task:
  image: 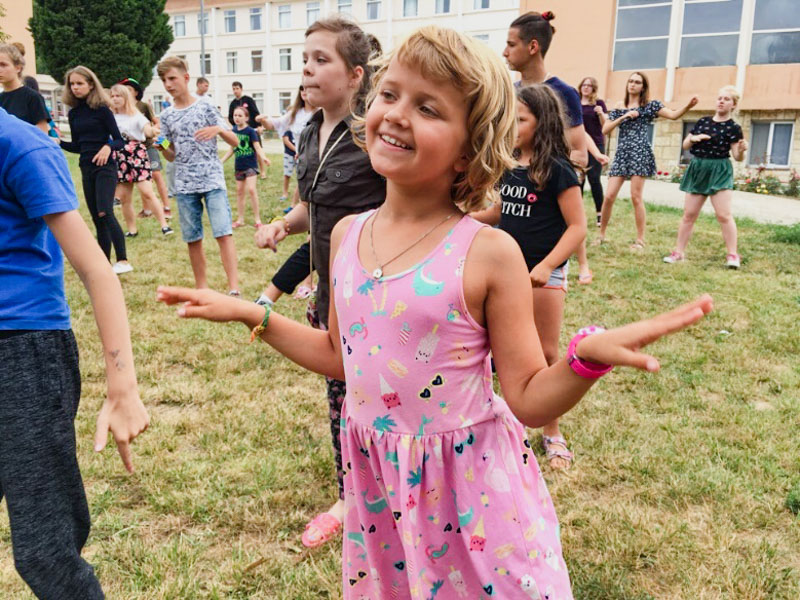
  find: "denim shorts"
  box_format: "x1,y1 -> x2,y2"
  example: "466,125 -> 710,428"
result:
283,153 -> 296,177
146,147 -> 162,171
175,188 -> 233,243
543,262 -> 569,292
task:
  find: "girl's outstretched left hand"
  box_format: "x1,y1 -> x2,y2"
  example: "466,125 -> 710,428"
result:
576,294 -> 713,372
157,286 -> 248,323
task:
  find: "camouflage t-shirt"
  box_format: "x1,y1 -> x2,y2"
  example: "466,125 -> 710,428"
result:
159,99 -> 228,194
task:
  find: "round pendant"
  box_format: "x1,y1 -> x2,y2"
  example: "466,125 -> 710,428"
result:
372,268 -> 383,279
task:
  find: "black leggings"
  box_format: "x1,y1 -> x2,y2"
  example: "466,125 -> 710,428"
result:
581,145 -> 605,214
80,161 -> 127,262
272,241 -> 313,294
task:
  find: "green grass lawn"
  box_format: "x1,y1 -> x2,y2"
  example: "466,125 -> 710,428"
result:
1,153 -> 798,598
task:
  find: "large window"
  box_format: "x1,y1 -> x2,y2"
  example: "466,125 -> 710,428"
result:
279,48 -> 292,71
197,12 -> 209,35
250,7 -> 263,30
278,5 -> 291,29
680,0 -> 742,67
307,2 -> 320,25
201,53 -> 211,75
338,0 -> 353,14
403,0 -> 418,17
750,0 -> 800,64
153,95 -> 164,116
749,121 -> 794,167
251,50 -> 263,73
279,91 -> 292,113
435,0 -> 451,13
613,1 -> 672,70
173,15 -> 186,37
367,0 -> 381,20
252,93 -> 264,113
224,10 -> 236,33
680,121 -> 698,165
474,0 -> 490,8
226,51 -> 237,74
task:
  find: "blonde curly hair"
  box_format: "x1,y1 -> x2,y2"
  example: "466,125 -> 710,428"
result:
354,26 -> 516,212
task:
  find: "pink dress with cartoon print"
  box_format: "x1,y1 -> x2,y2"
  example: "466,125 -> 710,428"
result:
333,211 -> 573,600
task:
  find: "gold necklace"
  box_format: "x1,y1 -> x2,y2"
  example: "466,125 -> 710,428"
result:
368,208 -> 455,280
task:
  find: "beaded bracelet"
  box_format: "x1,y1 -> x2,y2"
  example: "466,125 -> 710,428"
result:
249,304 -> 272,343
566,326 -> 613,379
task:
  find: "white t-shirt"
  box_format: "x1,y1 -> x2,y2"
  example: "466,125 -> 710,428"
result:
114,112 -> 149,142
269,107 -> 316,141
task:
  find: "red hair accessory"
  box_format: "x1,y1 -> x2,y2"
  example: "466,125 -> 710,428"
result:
542,11 -> 555,21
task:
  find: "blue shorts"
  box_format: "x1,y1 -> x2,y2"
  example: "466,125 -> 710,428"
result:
544,262 -> 569,292
175,188 -> 233,243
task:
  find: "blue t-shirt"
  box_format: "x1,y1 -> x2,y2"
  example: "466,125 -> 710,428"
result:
0,108 -> 78,330
233,125 -> 260,172
515,76 -> 583,128
283,130 -> 295,156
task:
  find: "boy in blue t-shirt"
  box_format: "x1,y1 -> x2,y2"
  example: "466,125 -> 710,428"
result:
0,107 -> 149,598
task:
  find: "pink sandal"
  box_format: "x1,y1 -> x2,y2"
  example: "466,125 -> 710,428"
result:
542,435 -> 573,470
294,285 -> 313,300
301,512 -> 342,548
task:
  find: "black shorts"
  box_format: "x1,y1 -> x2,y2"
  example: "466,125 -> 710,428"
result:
272,241 -> 312,294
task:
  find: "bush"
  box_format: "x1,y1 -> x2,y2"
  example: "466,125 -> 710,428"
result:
785,169 -> 800,198
772,224 -> 800,245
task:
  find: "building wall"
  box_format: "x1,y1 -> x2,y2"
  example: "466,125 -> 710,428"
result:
146,0 -> 521,118
521,0 -> 800,176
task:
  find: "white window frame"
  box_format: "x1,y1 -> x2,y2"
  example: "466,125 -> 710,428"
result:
279,48 -> 292,71
748,121 -> 795,168
749,3 -> 800,67
153,94 -> 164,116
678,0 -> 743,67
224,9 -> 237,33
338,0 -> 353,14
473,33 -> 490,43
611,1 -> 673,71
173,15 -> 186,37
278,4 -> 291,29
473,0 -> 490,9
226,51 -> 238,74
252,93 -> 264,113
278,91 -> 292,113
250,7 -> 263,30
366,0 -> 381,20
435,0 -> 451,14
251,50 -> 264,73
307,1 -> 321,25
403,0 -> 418,17
197,12 -> 209,35
201,53 -> 212,75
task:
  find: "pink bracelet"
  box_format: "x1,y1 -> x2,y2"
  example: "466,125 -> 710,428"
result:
567,326 -> 613,379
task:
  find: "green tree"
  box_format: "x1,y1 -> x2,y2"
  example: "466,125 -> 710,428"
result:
0,4 -> 8,43
29,0 -> 173,88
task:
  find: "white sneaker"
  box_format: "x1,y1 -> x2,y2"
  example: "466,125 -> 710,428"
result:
663,251 -> 685,264
112,262 -> 134,274
726,253 -> 741,269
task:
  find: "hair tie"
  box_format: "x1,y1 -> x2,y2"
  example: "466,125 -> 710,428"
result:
542,11 -> 555,21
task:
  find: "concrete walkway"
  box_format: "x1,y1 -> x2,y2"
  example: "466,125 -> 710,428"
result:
602,176 -> 800,225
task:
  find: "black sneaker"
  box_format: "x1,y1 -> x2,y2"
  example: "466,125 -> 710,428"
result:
125,231 -> 138,238
162,226 -> 174,236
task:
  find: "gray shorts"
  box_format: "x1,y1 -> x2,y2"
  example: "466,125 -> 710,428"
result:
283,153 -> 297,177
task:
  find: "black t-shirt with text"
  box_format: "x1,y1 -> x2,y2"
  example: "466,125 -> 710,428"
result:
690,116 -> 743,159
499,157 -> 579,270
0,86 -> 49,127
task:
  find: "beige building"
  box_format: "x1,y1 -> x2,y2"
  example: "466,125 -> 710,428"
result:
522,0 -> 800,177
144,0 -> 522,118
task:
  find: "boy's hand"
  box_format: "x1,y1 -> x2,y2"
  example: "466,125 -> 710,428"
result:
195,125 -> 222,141
255,221 -> 288,252
576,294 -> 713,372
157,286 -> 250,322
94,387 -> 149,473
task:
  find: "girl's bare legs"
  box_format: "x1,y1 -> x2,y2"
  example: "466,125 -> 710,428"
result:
136,180 -> 170,229
630,175 -> 647,245
245,175 -> 261,226
282,174 -> 290,199
709,190 -> 738,255
576,239 -> 591,281
152,169 -> 170,211
532,286 -> 570,469
597,176 -> 625,243
674,194 -> 706,255
233,179 -> 245,226
117,183 -> 137,234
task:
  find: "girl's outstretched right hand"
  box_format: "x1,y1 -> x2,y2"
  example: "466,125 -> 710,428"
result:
157,286 -> 249,323
576,294 -> 713,373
